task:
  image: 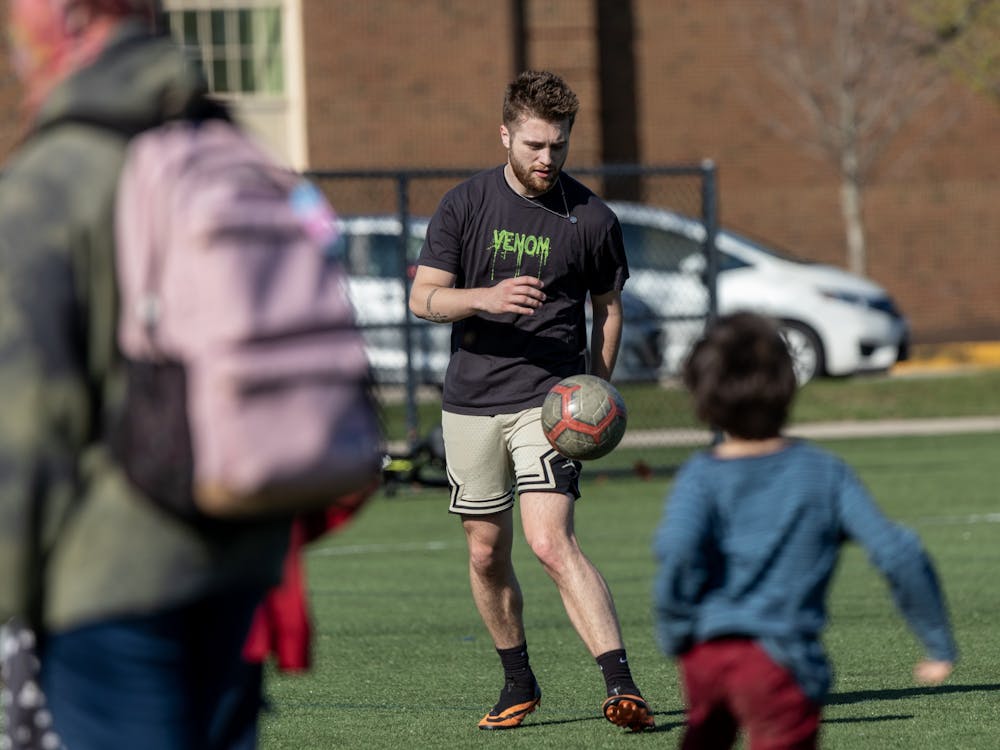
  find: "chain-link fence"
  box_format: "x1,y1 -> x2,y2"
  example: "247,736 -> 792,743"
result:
307,162 -> 720,477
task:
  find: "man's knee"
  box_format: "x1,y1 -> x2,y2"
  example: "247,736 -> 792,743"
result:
467,537 -> 512,580
524,529 -> 577,576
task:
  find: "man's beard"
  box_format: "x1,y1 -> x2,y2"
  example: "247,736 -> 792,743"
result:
508,152 -> 559,196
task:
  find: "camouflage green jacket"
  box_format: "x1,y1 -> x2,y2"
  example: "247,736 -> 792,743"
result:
0,24 -> 289,631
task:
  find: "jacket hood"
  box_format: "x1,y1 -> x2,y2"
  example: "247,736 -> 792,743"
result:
31,21 -> 213,135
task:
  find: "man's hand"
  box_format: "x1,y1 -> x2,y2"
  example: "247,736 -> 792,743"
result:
479,276 -> 546,315
913,659 -> 953,686
409,266 -> 545,322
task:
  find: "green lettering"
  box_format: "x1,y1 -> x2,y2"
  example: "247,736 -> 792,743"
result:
537,236 -> 550,266
489,226 -> 554,278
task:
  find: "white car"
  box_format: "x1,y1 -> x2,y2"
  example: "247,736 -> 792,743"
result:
335,215 -> 446,384
336,214 -> 664,385
608,202 -> 910,383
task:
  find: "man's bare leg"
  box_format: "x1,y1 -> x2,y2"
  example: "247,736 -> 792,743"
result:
463,511 -> 541,729
462,510 -> 524,647
519,491 -> 654,731
518,491 -> 623,654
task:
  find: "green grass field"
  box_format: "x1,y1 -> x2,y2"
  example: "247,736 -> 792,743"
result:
260,427 -> 1000,749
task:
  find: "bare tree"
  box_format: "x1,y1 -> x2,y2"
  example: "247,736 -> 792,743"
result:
739,0 -> 952,275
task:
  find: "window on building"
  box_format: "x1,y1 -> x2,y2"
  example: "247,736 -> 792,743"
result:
166,4 -> 284,96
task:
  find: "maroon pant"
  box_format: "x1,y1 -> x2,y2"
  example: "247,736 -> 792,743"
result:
679,638 -> 821,750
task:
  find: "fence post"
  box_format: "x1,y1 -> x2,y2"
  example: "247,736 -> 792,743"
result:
397,173 -> 420,446
701,159 -> 719,323
700,159 -> 724,446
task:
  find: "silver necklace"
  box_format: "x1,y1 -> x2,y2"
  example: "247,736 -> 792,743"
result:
520,177 -> 578,224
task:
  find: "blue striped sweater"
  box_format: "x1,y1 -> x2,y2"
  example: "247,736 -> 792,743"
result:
652,439 -> 958,701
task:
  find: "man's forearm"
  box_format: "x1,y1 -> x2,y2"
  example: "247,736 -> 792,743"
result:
590,312 -> 622,379
410,284 -> 479,323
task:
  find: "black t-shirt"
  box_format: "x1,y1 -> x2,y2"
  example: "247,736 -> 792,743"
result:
418,165 -> 628,415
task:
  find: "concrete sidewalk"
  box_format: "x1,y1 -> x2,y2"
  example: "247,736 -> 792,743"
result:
626,342 -> 1000,447
624,415 -> 1000,448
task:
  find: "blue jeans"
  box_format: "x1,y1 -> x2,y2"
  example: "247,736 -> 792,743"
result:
40,588 -> 267,750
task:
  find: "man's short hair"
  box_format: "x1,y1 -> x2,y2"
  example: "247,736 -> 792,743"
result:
503,70 -> 579,129
683,312 -> 798,439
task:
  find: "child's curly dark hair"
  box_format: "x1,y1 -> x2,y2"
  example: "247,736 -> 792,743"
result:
683,312 -> 798,439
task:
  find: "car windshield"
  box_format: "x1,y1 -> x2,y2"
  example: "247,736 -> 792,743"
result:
620,220 -> 750,273
621,217 -> 820,275
723,227 -> 809,265
620,221 -> 703,272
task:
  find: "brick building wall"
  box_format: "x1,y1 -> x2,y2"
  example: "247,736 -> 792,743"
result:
302,0 -> 515,170
0,0 -> 996,342
630,0 -> 999,342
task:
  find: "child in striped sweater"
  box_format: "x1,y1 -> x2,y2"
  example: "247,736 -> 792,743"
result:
653,312 -> 956,750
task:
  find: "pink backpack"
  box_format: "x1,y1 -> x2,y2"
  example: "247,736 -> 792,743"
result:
112,119 -> 382,521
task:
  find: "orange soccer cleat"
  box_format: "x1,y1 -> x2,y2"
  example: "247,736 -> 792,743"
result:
602,693 -> 655,732
477,680 -> 542,730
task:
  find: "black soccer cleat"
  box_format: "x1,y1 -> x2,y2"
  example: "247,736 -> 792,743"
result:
477,679 -> 542,730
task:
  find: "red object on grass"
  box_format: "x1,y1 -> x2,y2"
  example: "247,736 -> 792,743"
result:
242,491 -> 371,671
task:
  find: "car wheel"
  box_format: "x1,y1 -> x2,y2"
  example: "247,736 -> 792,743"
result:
779,320 -> 824,385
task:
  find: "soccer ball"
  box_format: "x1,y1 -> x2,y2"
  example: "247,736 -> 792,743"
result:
541,375 -> 628,460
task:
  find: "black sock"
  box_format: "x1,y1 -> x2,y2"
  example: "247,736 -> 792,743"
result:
487,643 -> 538,712
497,642 -> 535,688
596,649 -> 640,697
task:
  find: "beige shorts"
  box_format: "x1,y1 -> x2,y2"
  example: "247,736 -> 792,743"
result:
441,407 -> 581,516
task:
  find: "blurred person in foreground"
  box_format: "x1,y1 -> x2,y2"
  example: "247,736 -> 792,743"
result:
0,1 -> 292,747
653,312 -> 957,750
408,70 -> 654,732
